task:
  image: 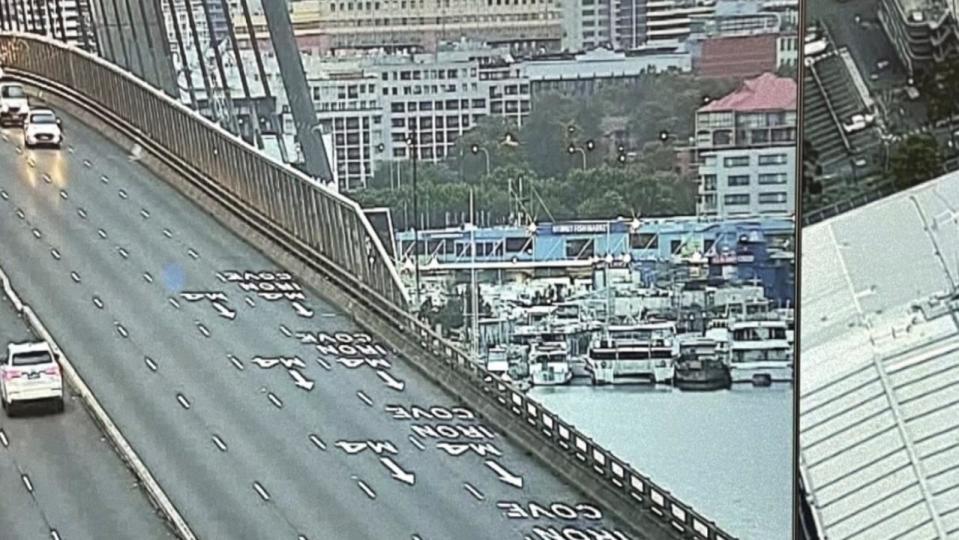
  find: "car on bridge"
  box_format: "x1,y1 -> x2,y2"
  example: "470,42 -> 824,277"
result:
0,82 -> 30,127
24,108 -> 63,149
1,341 -> 64,416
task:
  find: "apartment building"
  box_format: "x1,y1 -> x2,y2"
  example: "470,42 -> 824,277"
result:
695,72 -> 797,218
0,0 -> 90,48
234,0 -> 563,54
877,0 -> 958,75
563,0 -> 714,51
161,0 -> 230,53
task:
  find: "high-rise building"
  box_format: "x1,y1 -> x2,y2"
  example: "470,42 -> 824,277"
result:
695,72 -> 797,218
562,0 -> 713,52
233,0 -> 562,54
0,0 -> 92,49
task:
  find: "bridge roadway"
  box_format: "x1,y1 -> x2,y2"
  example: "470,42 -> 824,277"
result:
0,289 -> 173,539
0,108 -> 637,540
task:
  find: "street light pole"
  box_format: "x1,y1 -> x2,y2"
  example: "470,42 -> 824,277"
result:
408,136 -> 422,310
471,143 -> 491,176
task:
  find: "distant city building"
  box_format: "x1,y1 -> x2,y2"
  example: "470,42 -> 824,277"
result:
233,0 -> 563,54
694,72 -> 797,218
877,0 -> 958,75
562,0 -> 714,52
696,33 -> 779,78
161,0 -> 230,54
0,0 -> 90,48
775,34 -> 798,69
525,47 -> 692,97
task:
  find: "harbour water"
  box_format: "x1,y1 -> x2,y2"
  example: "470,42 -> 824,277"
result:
530,385 -> 793,540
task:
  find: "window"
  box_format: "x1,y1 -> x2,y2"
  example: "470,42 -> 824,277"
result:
630,233 -> 658,249
727,175 -> 750,187
758,173 -> 788,185
702,174 -> 717,191
391,103 -> 405,113
758,153 -> 787,165
724,194 -> 750,205
723,156 -> 749,167
758,192 -> 788,204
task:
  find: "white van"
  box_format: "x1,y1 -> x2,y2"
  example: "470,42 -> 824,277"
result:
0,82 -> 30,127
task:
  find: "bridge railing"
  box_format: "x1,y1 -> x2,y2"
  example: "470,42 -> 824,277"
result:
0,33 -> 735,540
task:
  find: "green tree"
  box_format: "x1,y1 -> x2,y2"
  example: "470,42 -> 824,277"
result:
890,134 -> 942,189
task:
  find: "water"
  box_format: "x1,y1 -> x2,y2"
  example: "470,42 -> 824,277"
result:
529,384 -> 793,540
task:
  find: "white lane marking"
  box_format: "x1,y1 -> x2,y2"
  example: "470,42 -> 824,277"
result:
484,459 -> 524,489
115,323 -> 129,338
315,357 -> 331,371
27,157 -> 36,168
168,297 -> 181,309
0,190 -> 7,200
253,481 -> 270,501
0,428 -> 8,447
143,272 -> 153,283
92,296 -> 104,309
50,248 -> 60,260
162,228 -> 173,239
97,228 -> 107,239
70,272 -> 80,283
356,480 -> 376,499
357,391 -> 373,407
50,529 -> 61,540
187,248 -> 198,260
268,393 -> 283,408
117,247 -> 129,259
463,482 -> 485,501
58,190 -> 67,199
144,356 -> 158,372
31,228 -> 41,239
245,297 -> 255,308
309,434 -> 327,450
176,394 -> 191,409
215,272 -> 227,283
82,159 -> 92,168
15,208 -> 24,219
21,474 -> 33,493
118,189 -> 128,200
279,325 -> 292,338
45,176 -> 54,186
196,322 -> 210,338
228,354 -> 244,371
140,209 -> 150,219
408,436 -> 426,451
212,435 -> 227,452
99,174 -> 109,184
68,145 -> 76,153
77,208 -> 87,219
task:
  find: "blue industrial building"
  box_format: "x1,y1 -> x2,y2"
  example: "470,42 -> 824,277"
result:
395,216 -> 795,304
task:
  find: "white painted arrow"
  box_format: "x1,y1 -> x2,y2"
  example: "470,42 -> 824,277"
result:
212,302 -> 236,320
252,357 -> 280,369
484,460 -> 523,489
380,457 -> 415,485
291,301 -> 314,318
376,370 -> 406,391
288,369 -> 315,391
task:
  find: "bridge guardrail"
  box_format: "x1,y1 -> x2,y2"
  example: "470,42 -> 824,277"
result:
0,33 -> 735,540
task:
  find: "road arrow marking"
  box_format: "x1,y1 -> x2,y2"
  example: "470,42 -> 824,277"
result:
288,369 -> 315,391
212,302 -> 236,320
291,301 -> 314,318
376,370 -> 406,391
380,457 -> 415,485
484,459 -> 523,489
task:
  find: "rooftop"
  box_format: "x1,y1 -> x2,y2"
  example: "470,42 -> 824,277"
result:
801,170 -> 959,539
699,71 -> 796,112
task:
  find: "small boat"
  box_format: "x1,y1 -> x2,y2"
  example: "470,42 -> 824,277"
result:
726,318 -> 793,386
675,338 -> 730,391
586,321 -> 678,385
528,341 -> 573,386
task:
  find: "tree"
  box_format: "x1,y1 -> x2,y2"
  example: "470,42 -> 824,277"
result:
890,134 -> 942,189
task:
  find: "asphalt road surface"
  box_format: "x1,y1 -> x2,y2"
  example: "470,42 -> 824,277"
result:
0,290 -> 173,539
0,108 -> 639,540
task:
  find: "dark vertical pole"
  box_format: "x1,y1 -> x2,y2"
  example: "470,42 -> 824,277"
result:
219,0 -> 258,145
132,0 -> 161,85
93,0 -> 116,59
0,1 -> 7,32
108,0 -> 131,68
122,0 -> 146,75
260,0 -> 331,180
165,0 -> 198,109
411,136 -> 421,309
182,0 -> 215,119
238,0 -> 270,99
202,0 -> 237,132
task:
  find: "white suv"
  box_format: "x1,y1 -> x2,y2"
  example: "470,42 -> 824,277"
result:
1,342 -> 64,416
0,82 -> 30,127
24,108 -> 63,148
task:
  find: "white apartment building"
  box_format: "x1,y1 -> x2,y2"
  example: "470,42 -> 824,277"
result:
695,72 -> 796,218
562,0 -> 714,51
0,0 -> 85,46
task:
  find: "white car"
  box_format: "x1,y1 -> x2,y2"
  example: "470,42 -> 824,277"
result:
24,108 -> 63,148
0,82 -> 30,127
1,341 -> 64,416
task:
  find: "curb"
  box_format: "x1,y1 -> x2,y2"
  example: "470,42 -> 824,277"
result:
0,263 -> 197,540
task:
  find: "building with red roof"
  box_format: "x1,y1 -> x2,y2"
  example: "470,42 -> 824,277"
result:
693,72 -> 797,219
697,34 -> 779,79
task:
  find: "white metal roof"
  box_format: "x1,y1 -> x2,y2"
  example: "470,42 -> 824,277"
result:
801,170 -> 959,539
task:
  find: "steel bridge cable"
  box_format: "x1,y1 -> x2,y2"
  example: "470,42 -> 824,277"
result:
164,0 -> 198,109
201,0 -> 238,133
219,0 -> 259,147
182,0 -> 215,124
238,0 -> 270,100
